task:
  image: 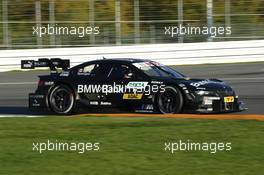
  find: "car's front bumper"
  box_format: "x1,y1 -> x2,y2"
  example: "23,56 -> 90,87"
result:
195,96 -> 246,113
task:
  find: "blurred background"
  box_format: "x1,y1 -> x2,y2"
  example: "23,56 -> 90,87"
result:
0,0 -> 264,49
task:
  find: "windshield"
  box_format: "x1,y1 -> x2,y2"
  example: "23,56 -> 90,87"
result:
133,61 -> 185,78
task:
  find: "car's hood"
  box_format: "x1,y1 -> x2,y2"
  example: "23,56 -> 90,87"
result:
151,76 -> 233,92
182,78 -> 233,91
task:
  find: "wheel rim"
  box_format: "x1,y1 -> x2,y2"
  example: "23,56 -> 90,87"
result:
158,88 -> 179,114
50,87 -> 74,113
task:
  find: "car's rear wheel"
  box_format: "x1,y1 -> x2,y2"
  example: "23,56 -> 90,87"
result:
157,86 -> 183,114
49,85 -> 75,115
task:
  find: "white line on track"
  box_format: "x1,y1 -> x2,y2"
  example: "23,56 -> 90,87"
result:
0,77 -> 264,86
221,77 -> 264,80
0,115 -> 48,118
0,82 -> 35,85
0,77 -> 264,85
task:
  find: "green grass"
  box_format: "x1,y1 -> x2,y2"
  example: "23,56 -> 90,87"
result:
0,116 -> 263,175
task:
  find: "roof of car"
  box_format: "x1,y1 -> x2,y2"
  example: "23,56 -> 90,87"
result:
80,58 -> 151,65
71,58 -> 151,70
99,58 -> 149,63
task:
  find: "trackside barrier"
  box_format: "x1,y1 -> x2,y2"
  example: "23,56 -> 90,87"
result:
0,40 -> 264,72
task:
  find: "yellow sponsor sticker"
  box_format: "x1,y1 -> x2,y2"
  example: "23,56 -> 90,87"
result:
224,96 -> 234,103
123,94 -> 143,100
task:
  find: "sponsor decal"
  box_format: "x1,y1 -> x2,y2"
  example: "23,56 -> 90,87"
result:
149,61 -> 162,66
77,82 -> 165,95
77,84 -> 124,95
132,62 -> 149,69
140,104 -> 154,110
29,94 -> 45,108
179,84 -> 186,88
89,101 -> 99,105
60,71 -> 70,77
196,87 -> 206,90
224,96 -> 234,103
151,81 -> 164,84
44,81 -> 54,86
203,96 -> 221,105
100,102 -> 112,105
29,94 -> 45,98
127,81 -> 148,89
190,80 -> 210,87
147,95 -> 153,99
33,99 -> 41,107
22,60 -> 34,69
77,72 -> 90,76
123,93 -> 143,100
89,101 -> 111,105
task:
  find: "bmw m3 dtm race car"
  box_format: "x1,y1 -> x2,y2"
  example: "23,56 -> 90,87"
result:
21,58 -> 246,114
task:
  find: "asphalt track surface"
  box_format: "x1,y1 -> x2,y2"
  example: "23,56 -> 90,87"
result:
0,62 -> 264,116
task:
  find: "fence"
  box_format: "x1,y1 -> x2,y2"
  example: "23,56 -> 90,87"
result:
1,0 -> 264,49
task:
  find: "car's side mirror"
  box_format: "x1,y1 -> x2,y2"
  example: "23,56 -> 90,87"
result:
127,72 -> 133,78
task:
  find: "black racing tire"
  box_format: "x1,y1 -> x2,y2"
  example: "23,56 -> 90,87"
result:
49,85 -> 75,115
157,86 -> 183,114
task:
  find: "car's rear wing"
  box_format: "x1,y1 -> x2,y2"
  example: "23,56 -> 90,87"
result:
21,58 -> 70,73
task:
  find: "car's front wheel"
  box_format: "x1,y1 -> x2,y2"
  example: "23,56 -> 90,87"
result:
157,86 -> 183,114
49,85 -> 75,115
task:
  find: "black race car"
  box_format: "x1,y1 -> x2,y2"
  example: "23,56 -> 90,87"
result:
21,58 -> 246,114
